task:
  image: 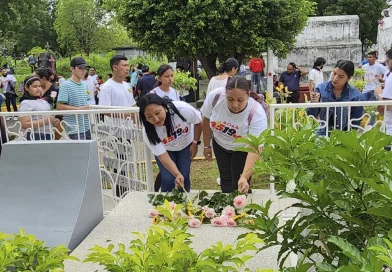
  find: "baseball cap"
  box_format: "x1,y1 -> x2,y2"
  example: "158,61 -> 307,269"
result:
70,57 -> 90,69
141,65 -> 150,73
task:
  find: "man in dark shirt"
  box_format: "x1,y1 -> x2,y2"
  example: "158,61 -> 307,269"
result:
279,62 -> 308,103
136,65 -> 156,100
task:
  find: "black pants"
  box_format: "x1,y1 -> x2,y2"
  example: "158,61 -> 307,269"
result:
5,93 -> 17,112
287,91 -> 300,103
213,138 -> 251,193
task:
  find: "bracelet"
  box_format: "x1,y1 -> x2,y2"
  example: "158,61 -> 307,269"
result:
204,146 -> 212,149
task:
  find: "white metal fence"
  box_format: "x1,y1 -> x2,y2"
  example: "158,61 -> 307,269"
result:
0,106 -> 154,214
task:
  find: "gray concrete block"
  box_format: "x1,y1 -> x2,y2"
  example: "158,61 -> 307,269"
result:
0,140 -> 103,250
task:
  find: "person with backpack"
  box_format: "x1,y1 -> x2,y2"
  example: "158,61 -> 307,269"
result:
28,54 -> 37,73
201,76 -> 268,194
249,55 -> 265,93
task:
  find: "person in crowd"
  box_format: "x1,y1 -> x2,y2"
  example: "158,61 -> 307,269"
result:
207,58 -> 239,95
88,67 -> 98,84
249,55 -> 265,93
239,63 -> 246,77
377,49 -> 392,139
361,51 -> 389,100
279,62 -> 308,103
95,75 -> 105,104
83,72 -> 96,105
307,60 -> 364,136
130,64 -> 141,92
106,73 -> 113,80
201,76 -> 268,193
309,57 -> 326,95
27,54 -> 37,73
125,76 -> 132,88
35,68 -> 58,107
0,68 -> 18,121
57,57 -> 91,140
139,93 -> 202,192
136,65 -> 156,100
150,64 -> 180,101
18,76 -> 60,140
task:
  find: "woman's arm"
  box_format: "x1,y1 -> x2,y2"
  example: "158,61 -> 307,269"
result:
237,147 -> 262,193
190,122 -> 202,159
19,116 -> 52,130
202,117 -> 213,161
157,152 -> 184,187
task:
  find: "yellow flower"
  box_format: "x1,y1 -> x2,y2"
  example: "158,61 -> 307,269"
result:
127,88 -> 132,93
200,210 -> 205,224
152,216 -> 159,225
87,89 -> 91,95
248,219 -> 254,225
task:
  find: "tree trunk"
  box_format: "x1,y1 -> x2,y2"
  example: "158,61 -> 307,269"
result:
198,54 -> 218,79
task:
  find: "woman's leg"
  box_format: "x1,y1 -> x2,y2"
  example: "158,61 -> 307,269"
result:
231,151 -> 251,192
155,151 -> 177,192
175,144 -> 192,192
5,94 -> 11,112
11,95 -> 17,112
212,139 -> 234,193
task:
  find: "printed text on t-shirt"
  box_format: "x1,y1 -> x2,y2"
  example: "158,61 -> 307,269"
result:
211,121 -> 241,139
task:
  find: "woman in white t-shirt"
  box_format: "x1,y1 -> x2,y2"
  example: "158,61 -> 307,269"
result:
139,93 -> 202,192
201,76 -> 268,193
19,76 -> 60,141
150,64 -> 180,101
206,58 -> 239,95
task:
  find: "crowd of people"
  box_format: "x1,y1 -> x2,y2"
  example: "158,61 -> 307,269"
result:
1,50 -> 392,194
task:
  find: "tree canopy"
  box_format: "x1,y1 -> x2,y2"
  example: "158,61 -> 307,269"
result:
315,0 -> 387,51
117,0 -> 315,78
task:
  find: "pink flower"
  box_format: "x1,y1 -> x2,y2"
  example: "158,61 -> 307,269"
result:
188,218 -> 201,228
148,209 -> 159,217
202,206 -> 209,211
178,210 -> 188,218
211,217 -> 226,227
233,195 -> 247,209
169,201 -> 177,210
205,208 -> 216,219
222,206 -> 236,218
220,215 -> 229,226
227,218 -> 237,227
50,91 -> 57,98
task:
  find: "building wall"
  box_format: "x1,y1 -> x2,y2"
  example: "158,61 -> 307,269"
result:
114,48 -> 147,60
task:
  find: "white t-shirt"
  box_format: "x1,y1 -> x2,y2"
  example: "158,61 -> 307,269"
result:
143,101 -> 202,156
200,88 -> 268,151
19,99 -> 52,134
381,71 -> 392,135
150,87 -> 180,101
363,63 -> 389,93
82,79 -> 96,105
308,68 -> 324,88
87,75 -> 98,85
0,74 -> 16,94
99,78 -> 136,107
207,77 -> 228,95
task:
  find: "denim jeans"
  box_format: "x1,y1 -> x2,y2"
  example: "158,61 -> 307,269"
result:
68,130 -> 91,140
212,139 -> 251,193
26,133 -> 52,141
155,144 -> 191,192
251,72 -> 261,93
361,90 -> 376,101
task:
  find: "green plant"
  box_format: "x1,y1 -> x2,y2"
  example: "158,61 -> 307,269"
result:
129,55 -> 167,74
199,68 -> 207,80
239,127 -> 392,270
0,228 -> 78,272
172,71 -> 197,97
84,200 -> 264,271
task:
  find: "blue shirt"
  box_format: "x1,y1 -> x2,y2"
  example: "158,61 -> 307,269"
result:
130,70 -> 141,87
137,74 -> 157,97
279,71 -> 301,91
307,81 -> 364,135
57,79 -> 90,134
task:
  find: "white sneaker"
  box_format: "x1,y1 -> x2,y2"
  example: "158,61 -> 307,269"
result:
6,116 -> 11,121
13,116 -> 18,121
216,177 -> 220,185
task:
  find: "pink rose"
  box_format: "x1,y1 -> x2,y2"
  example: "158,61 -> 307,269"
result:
205,208 -> 216,219
211,217 -> 226,227
50,91 -> 57,98
188,218 -> 201,228
202,206 -> 209,211
169,201 -> 177,210
178,210 -> 188,218
148,209 -> 159,217
233,195 -> 247,209
222,206 -> 236,218
219,215 -> 229,226
227,218 -> 237,227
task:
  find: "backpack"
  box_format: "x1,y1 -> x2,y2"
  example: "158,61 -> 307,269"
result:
211,89 -> 268,126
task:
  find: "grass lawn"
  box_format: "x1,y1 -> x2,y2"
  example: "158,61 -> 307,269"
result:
152,159 -> 271,190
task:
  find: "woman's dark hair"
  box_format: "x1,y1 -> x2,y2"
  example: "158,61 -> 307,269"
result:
106,73 -> 113,78
97,75 -> 103,80
125,76 -> 131,82
35,67 -> 52,80
139,93 -> 187,145
335,60 -> 355,78
217,58 -> 239,74
225,75 -> 250,94
154,64 -> 173,87
20,76 -> 41,102
386,49 -> 392,60
288,62 -> 297,69
314,57 -> 326,67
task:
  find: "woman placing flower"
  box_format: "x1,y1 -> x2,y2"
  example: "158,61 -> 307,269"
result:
201,76 -> 268,194
139,93 -> 202,192
19,76 -> 60,140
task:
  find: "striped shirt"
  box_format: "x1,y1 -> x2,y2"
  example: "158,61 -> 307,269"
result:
57,79 -> 90,134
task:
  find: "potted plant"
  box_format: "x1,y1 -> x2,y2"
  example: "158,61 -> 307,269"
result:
172,71 -> 197,100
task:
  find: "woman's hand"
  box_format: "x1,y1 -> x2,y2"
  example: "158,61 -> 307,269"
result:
175,173 -> 185,188
311,92 -> 320,103
190,143 -> 198,160
238,176 -> 249,194
203,147 -> 213,162
52,118 -> 60,127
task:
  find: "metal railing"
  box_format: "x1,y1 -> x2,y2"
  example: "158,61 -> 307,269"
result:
0,106 -> 154,214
